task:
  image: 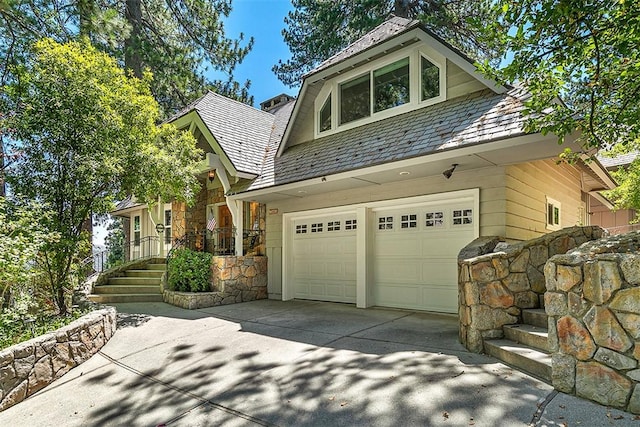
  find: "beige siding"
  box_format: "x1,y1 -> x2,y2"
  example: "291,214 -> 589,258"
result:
287,83 -> 322,146
446,61 -> 486,100
505,160 -> 583,241
265,166 -> 506,298
589,196 -> 635,231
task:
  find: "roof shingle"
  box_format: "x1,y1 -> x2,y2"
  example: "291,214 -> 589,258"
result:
232,88 -> 530,193
170,91 -> 277,175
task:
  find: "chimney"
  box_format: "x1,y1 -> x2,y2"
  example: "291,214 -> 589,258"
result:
260,93 -> 295,112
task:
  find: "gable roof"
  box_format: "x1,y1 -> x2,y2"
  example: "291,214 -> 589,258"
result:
169,91 -> 277,175
231,88 -> 530,193
307,16 -> 421,77
598,152 -> 638,169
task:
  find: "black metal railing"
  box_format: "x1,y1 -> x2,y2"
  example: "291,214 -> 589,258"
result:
168,228 -> 265,257
80,236 -> 161,277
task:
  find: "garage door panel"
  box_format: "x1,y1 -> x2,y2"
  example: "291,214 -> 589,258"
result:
374,260 -> 420,282
374,285 -> 420,306
374,235 -> 421,256
292,213 -> 357,304
421,259 -> 458,283
373,201 -> 475,313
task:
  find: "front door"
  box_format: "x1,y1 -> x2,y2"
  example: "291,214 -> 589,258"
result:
218,205 -> 233,254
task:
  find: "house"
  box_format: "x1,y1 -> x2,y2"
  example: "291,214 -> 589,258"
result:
589,152 -> 638,234
110,92 -> 295,262
111,16 -> 615,314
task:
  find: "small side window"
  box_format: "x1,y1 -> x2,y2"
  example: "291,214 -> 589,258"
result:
546,197 -> 561,230
421,56 -> 440,101
319,94 -> 332,133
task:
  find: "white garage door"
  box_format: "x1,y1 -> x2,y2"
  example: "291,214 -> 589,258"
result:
373,202 -> 475,313
292,213 -> 357,303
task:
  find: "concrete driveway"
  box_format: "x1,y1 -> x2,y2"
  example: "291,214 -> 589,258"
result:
0,300 -> 634,426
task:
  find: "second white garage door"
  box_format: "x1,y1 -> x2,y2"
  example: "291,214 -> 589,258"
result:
291,213 -> 357,303
372,202 -> 475,313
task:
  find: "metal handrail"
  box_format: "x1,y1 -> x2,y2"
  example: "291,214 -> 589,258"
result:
81,236 -> 161,277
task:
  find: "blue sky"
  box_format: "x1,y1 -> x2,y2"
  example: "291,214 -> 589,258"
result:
215,0 -> 298,107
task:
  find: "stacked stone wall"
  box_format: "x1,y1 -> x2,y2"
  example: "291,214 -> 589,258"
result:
459,226 -> 604,353
164,255 -> 267,309
0,307 -> 117,411
546,232 -> 640,413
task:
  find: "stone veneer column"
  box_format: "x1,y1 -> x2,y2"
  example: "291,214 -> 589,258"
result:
458,226 -> 603,353
545,232 -> 640,413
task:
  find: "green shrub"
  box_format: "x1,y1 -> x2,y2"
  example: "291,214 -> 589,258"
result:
167,248 -> 212,292
0,306 -> 92,350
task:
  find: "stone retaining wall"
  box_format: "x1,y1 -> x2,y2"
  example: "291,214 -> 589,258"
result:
164,255 -> 267,309
459,226 -> 604,353
546,232 -> 640,413
0,307 -> 117,411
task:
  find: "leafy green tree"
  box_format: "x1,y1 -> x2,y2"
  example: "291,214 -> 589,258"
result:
274,0 -> 497,86
478,1 -> 640,155
2,39 -> 203,314
0,0 -> 253,115
476,0 -> 640,210
104,218 -> 125,268
0,197 -> 59,310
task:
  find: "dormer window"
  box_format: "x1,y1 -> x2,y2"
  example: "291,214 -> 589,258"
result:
340,74 -> 370,124
319,94 -> 332,132
315,45 -> 446,137
374,57 -> 410,112
421,56 -> 439,101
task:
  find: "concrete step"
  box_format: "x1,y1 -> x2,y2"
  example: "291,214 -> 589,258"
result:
484,339 -> 552,383
108,277 -> 161,286
523,308 -> 548,328
503,324 -> 550,352
147,263 -> 167,271
87,293 -> 164,303
93,284 -> 161,295
125,269 -> 164,278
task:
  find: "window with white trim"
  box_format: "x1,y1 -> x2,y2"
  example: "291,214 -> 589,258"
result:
133,215 -> 141,246
425,211 -> 444,227
311,223 -> 323,233
296,224 -> 307,234
378,216 -> 393,230
164,209 -> 172,244
453,209 -> 473,225
400,214 -> 417,229
345,219 -> 357,230
546,197 -> 561,230
374,57 -> 410,113
319,94 -> 332,132
421,56 -> 440,101
317,46 -> 445,136
340,73 -> 371,124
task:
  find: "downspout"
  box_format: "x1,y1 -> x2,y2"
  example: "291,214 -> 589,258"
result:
206,153 -> 244,256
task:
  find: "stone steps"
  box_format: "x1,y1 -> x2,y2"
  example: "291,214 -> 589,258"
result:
484,339 -> 552,382
503,324 -> 549,352
107,277 -> 161,286
485,308 -> 552,383
88,293 -> 164,303
125,269 -> 164,278
523,308 -> 548,328
88,262 -> 166,304
92,284 -> 161,294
